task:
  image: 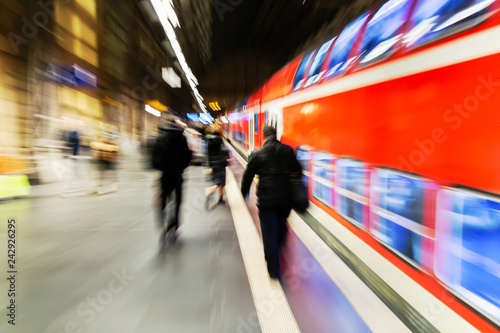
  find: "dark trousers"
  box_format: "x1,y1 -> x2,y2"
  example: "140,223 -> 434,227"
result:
258,204 -> 291,278
158,180 -> 183,232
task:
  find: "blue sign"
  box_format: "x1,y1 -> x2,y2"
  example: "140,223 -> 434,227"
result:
187,113 -> 200,122
44,63 -> 97,88
199,113 -> 214,124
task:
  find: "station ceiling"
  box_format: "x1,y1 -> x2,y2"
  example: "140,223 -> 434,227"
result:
170,0 -> 374,113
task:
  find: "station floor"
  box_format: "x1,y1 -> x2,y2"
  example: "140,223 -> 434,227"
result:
0,152 -> 402,333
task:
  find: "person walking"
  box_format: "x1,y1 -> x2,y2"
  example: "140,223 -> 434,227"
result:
205,126 -> 229,204
152,115 -> 192,242
241,126 -> 302,279
91,133 -> 119,194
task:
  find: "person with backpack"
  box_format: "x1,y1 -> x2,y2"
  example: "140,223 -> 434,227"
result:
152,115 -> 192,242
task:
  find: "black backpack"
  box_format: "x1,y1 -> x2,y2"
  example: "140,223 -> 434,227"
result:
152,137 -> 169,171
151,134 -> 192,172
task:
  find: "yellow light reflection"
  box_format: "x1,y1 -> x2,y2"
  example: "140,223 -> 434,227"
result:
76,0 -> 97,18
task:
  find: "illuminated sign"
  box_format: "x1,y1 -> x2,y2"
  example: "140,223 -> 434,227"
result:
187,113 -> 200,122
44,63 -> 97,88
74,64 -> 97,87
145,105 -> 161,117
145,100 -> 168,112
209,102 -> 221,111
162,67 -> 181,88
199,113 -> 214,124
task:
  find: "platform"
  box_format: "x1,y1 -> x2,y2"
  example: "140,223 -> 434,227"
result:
0,156 -> 258,333
0,150 -> 485,333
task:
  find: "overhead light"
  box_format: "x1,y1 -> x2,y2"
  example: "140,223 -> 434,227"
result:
145,100 -> 168,112
150,0 -> 207,112
162,67 -> 181,88
145,105 -> 161,117
209,102 -> 221,111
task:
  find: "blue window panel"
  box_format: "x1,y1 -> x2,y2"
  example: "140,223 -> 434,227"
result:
371,169 -> 425,264
297,149 -> 310,187
359,0 -> 412,65
326,12 -> 370,79
338,160 -> 366,196
304,38 -> 335,88
404,0 -> 495,48
312,152 -> 335,206
378,170 -> 424,223
312,181 -> 332,206
312,152 -> 335,180
313,164 -> 334,182
340,198 -> 364,225
435,189 -> 500,323
233,131 -> 247,148
255,114 -> 258,134
293,52 -> 315,92
296,149 -> 310,172
336,160 -> 367,226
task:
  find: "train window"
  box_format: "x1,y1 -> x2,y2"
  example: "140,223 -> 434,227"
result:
335,159 -> 369,227
304,38 -> 335,88
296,148 -> 311,186
403,0 -> 495,48
292,51 -> 315,92
435,188 -> 500,323
325,11 -> 370,80
370,169 -> 427,265
311,152 -> 336,207
359,0 -> 412,65
233,131 -> 247,148
255,114 -> 258,134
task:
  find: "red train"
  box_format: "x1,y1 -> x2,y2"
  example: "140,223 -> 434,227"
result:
226,0 -> 500,330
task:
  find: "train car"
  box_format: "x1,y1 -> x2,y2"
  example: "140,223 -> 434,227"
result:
227,0 -> 500,330
247,87 -> 265,151
228,103 -> 249,153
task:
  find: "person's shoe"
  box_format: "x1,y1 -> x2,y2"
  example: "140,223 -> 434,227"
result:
165,229 -> 178,243
159,226 -> 168,246
268,271 -> 282,281
218,197 -> 225,205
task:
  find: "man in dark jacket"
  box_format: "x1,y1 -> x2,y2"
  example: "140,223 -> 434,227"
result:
241,126 -> 302,279
152,116 -> 192,241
